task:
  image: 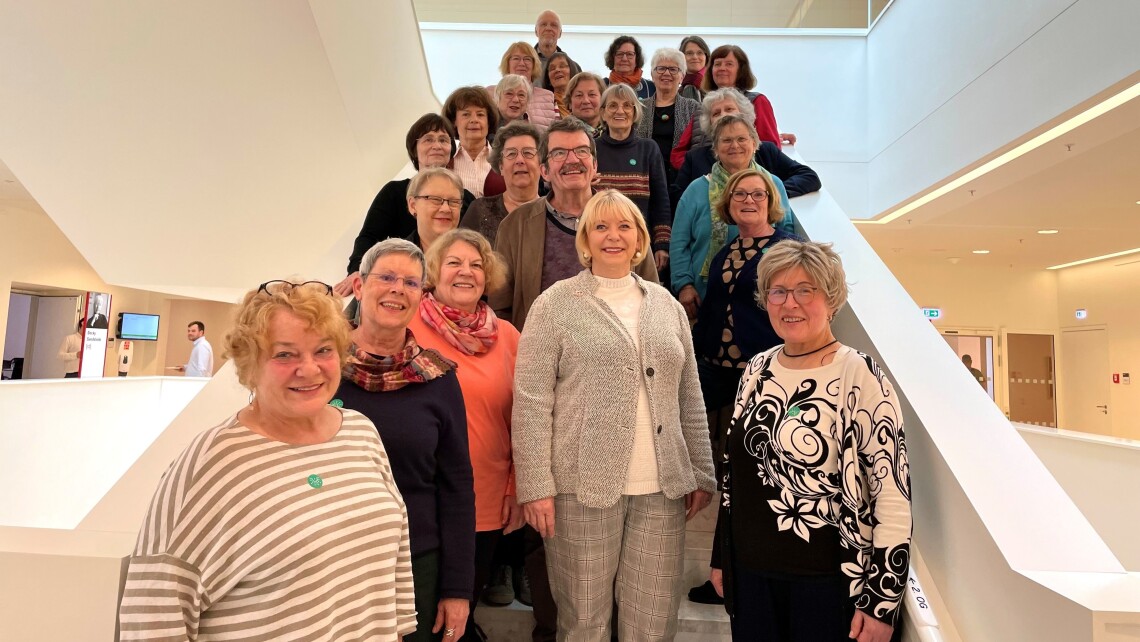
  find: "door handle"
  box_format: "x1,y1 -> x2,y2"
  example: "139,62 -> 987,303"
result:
1095,404 -> 1108,414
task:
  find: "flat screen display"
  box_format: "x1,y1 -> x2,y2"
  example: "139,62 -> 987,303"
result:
117,313 -> 161,341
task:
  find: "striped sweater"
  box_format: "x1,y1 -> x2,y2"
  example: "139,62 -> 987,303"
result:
118,409 -> 416,641
593,132 -> 672,251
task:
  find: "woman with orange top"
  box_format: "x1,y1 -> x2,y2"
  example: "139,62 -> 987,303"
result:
408,228 -> 524,642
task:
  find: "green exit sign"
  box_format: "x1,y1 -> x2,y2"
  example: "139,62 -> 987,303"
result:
922,307 -> 942,320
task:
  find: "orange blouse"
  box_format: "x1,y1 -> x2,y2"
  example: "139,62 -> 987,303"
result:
409,309 -> 520,531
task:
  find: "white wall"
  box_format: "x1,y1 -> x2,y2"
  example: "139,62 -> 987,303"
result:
2,294 -> 32,361
865,0 -> 1140,216
1055,258 -> 1140,440
1018,425 -> 1140,571
0,0 -> 436,301
0,377 -> 207,529
25,296 -> 80,380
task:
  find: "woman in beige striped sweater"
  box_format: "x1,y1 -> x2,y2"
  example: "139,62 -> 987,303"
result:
118,280 -> 416,641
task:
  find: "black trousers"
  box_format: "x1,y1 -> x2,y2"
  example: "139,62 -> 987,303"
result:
729,568 -> 856,642
462,529 -> 502,642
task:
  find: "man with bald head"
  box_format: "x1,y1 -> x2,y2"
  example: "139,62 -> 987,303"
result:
534,10 -> 581,88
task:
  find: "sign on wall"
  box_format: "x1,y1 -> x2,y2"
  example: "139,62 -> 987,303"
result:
78,291 -> 111,378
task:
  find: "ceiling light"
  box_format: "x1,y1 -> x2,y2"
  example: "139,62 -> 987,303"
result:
1047,247 -> 1140,270
855,81 -> 1140,226
1037,229 -> 1059,234
972,250 -> 990,254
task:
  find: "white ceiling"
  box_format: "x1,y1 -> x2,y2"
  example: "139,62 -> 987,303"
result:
858,93 -> 1140,270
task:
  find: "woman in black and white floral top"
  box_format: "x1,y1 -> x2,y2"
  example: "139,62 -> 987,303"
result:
709,240 -> 911,642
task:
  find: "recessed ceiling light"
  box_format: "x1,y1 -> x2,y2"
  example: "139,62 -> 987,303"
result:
972,250 -> 990,254
855,81 -> 1140,226
1037,229 -> 1059,234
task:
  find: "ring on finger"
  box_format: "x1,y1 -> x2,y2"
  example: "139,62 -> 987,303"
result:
445,628 -> 455,637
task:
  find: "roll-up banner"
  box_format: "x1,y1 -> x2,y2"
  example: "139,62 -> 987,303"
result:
78,291 -> 111,378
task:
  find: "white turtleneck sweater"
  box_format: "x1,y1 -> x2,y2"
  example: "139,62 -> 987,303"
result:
592,273 -> 660,495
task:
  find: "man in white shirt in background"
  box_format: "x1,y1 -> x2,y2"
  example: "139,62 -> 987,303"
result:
176,321 -> 213,377
58,320 -> 83,378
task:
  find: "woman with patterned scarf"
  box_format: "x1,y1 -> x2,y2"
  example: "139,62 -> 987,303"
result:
670,113 -> 796,321
335,237 -> 476,642
408,228 -> 526,641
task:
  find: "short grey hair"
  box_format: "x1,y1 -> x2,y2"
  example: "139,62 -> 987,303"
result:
699,87 -> 755,135
406,166 -> 463,201
710,113 -> 759,161
600,83 -> 644,124
495,74 -> 532,101
650,48 -> 686,74
754,240 -> 849,314
360,238 -> 426,281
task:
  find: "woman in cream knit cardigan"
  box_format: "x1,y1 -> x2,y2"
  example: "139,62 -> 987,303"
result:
512,190 -> 716,641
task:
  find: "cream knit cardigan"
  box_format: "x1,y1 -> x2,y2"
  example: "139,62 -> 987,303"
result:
512,270 -> 716,508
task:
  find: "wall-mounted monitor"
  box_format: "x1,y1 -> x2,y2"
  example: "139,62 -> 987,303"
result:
117,313 -> 160,341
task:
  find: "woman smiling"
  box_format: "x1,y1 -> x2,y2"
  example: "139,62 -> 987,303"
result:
337,239 -> 476,642
513,190 -> 715,641
409,228 -> 524,642
119,280 -> 416,641
594,83 -> 671,273
443,87 -> 504,199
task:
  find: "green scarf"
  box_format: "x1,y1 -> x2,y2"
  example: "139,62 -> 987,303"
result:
702,160 -> 761,279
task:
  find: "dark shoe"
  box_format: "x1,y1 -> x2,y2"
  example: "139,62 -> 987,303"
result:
515,565 -> 532,606
687,580 -> 724,605
482,564 -> 515,606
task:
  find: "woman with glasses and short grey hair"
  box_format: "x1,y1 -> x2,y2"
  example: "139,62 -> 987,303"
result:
636,48 -> 702,194
710,240 -> 911,642
120,278 -> 417,640
460,122 -> 542,245
337,238 -> 476,642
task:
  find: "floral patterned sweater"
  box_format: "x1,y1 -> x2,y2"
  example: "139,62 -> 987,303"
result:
711,345 -> 911,625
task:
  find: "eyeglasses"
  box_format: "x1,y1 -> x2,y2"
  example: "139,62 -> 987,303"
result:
765,286 -> 820,306
547,146 -> 593,161
614,51 -> 636,59
502,148 -> 538,161
508,55 -> 534,65
653,66 -> 682,76
717,136 -> 753,148
414,195 -> 463,209
363,272 -> 423,291
730,189 -> 769,202
418,134 -> 451,147
258,280 -> 334,296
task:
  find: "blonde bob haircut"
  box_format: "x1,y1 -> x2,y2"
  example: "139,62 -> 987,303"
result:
716,168 -> 785,226
499,42 -> 543,83
424,228 -> 508,294
754,240 -> 849,314
575,190 -> 651,269
224,280 -> 351,390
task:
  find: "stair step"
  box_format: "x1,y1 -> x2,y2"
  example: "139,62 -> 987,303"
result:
474,596 -> 730,640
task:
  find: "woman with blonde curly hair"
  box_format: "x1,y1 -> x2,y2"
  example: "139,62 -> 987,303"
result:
119,279 -> 416,641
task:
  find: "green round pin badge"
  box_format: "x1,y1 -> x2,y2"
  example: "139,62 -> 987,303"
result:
329,398 -> 343,408
307,474 -> 323,489
629,159 -> 637,166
